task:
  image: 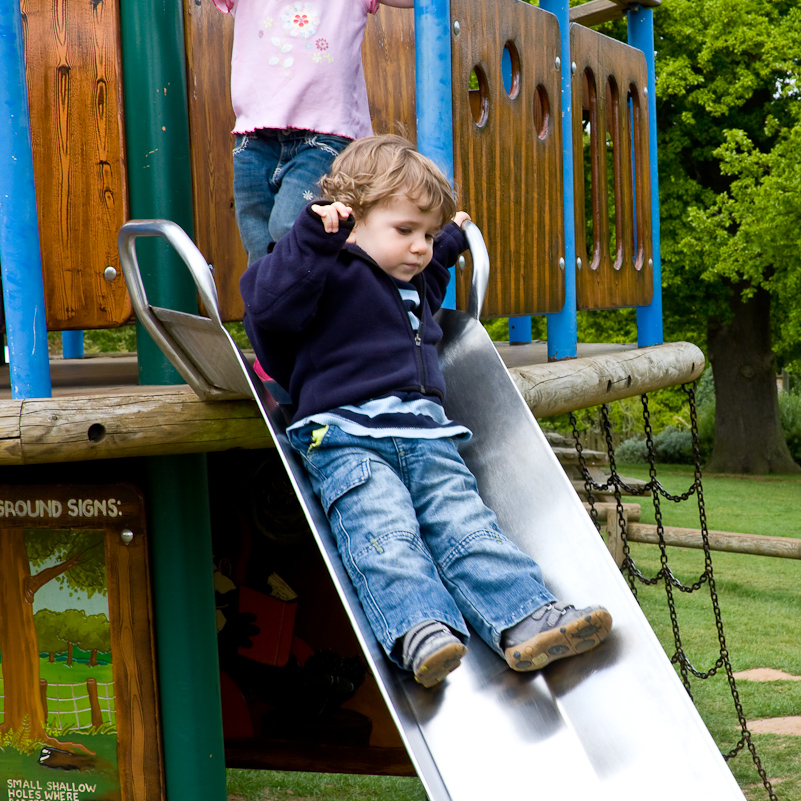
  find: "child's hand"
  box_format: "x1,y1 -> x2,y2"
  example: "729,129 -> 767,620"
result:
312,201 -> 353,233
453,211 -> 471,228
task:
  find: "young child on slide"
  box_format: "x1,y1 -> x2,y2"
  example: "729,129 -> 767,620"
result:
240,134 -> 613,687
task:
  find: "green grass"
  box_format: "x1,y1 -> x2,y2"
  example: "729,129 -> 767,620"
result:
226,771 -> 426,801
227,466 -> 801,801
616,464 -> 801,801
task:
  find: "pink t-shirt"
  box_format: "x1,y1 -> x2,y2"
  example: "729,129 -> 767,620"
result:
214,0 -> 380,139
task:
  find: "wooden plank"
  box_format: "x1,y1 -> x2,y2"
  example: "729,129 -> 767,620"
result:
0,388 -> 273,466
583,502 -> 642,522
0,405 -> 23,464
451,0 -> 565,317
571,0 -> 662,27
363,6 -> 417,141
571,24 -> 653,310
510,341 -> 705,417
628,524 -> 801,560
183,0 -> 249,322
22,0 -> 132,330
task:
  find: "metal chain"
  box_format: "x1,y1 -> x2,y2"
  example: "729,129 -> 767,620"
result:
571,387 -> 777,801
570,412 -> 602,534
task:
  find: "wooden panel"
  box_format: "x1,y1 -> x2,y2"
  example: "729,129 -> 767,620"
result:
22,0 -> 132,330
183,0 -> 248,322
363,6 -> 416,142
0,387 -> 273,466
451,0 -> 564,317
571,24 -> 653,310
0,485 -> 163,800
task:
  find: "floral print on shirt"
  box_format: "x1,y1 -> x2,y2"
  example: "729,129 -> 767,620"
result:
262,2 -> 334,75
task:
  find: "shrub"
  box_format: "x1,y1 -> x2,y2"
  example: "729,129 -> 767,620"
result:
617,436 -> 649,463
655,426 -> 694,463
779,389 -> 801,464
615,426 -> 694,465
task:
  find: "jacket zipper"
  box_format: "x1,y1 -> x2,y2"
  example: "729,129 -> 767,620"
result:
348,245 -> 430,393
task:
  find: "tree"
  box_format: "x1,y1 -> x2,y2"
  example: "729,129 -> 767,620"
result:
0,529 -> 105,753
77,613 -> 112,668
33,609 -> 67,663
653,0 -> 801,473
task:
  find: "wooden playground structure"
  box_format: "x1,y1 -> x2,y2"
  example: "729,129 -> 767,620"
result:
0,1 -> 722,800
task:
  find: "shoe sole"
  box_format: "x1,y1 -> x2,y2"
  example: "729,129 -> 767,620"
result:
504,609 -> 613,672
415,642 -> 468,688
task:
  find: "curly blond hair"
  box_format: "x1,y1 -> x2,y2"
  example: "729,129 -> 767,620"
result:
318,134 -> 457,228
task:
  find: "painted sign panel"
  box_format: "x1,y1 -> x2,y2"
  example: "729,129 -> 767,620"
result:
0,485 -> 162,801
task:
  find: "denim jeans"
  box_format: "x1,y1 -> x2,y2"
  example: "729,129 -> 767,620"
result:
288,424 -> 556,665
233,129 -> 351,264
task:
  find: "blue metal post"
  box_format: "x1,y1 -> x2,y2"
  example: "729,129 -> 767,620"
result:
509,317 -> 532,344
0,5 -> 52,399
628,4 -> 663,346
540,0 -> 577,360
501,45 -> 533,342
415,0 -> 457,308
62,331 -> 85,359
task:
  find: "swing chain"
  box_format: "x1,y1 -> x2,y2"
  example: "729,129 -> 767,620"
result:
573,387 -> 777,800
569,411 -> 602,534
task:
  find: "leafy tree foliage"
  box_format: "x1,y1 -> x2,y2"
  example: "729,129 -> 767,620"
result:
649,0 -> 801,472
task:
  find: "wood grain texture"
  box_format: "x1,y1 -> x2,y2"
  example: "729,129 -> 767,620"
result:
509,341 -> 704,417
451,0 -> 565,317
104,486 -> 165,800
363,6 -> 417,142
627,524 -> 801,560
183,0 -> 248,322
22,0 -> 132,330
0,387 -> 273,465
571,24 -> 653,310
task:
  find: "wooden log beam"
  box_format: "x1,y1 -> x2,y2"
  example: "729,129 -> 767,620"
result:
570,0 -> 661,27
0,386 -> 273,466
583,502 -> 642,523
510,341 -> 705,418
627,523 -> 801,560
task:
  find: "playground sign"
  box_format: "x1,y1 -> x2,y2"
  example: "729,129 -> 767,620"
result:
0,485 -> 162,801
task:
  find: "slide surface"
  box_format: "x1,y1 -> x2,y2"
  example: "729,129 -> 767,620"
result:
120,220 -> 746,801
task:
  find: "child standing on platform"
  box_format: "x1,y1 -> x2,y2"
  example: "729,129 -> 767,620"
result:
213,0 -> 414,265
240,135 -> 613,687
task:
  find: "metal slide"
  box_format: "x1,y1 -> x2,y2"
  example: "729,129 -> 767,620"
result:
119,220 -> 746,801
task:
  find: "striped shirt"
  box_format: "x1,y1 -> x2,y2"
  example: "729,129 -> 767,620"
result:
287,392 -> 471,440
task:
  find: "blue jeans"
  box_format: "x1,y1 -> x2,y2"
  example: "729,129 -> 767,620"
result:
288,424 -> 556,665
233,129 -> 351,264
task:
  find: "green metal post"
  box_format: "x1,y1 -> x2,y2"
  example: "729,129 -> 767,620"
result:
118,2 -> 226,800
119,0 -> 198,386
145,453 -> 225,801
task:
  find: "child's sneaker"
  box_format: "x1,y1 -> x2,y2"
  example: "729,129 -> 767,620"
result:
401,620 -> 467,688
501,602 -> 612,672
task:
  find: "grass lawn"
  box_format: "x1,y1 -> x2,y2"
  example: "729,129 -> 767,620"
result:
227,465 -> 801,801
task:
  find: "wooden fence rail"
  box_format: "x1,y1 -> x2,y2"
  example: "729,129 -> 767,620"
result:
585,502 -> 801,565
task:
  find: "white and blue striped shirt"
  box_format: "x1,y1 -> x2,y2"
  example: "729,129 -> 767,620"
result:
287,280 -> 471,440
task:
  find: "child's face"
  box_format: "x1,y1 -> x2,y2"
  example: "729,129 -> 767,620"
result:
350,196 -> 441,282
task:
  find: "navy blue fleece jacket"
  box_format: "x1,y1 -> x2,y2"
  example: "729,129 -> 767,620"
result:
240,202 -> 469,423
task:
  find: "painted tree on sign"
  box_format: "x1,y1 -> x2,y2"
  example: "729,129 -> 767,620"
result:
0,529 -> 105,754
